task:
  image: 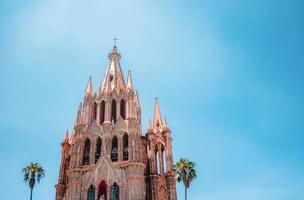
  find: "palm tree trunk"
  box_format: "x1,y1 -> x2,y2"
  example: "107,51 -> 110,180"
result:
185,186 -> 187,200
30,187 -> 33,200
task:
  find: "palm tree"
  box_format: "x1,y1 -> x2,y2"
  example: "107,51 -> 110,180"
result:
22,162 -> 45,200
173,158 -> 197,200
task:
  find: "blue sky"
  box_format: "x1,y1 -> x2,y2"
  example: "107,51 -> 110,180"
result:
0,0 -> 303,199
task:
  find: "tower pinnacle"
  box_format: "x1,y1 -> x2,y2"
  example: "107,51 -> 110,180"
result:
63,129 -> 69,143
126,70 -> 134,91
101,45 -> 125,93
153,97 -> 163,129
85,76 -> 93,96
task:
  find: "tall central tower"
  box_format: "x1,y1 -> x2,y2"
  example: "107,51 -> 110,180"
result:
55,46 -> 177,200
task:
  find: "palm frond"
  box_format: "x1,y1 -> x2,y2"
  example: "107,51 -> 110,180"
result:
174,158 -> 197,189
22,162 -> 45,188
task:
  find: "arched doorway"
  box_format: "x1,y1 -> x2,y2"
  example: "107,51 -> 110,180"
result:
98,180 -> 107,200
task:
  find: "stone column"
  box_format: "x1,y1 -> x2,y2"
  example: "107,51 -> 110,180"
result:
155,150 -> 159,174
150,146 -> 156,174
165,174 -> 177,200
166,138 -> 174,172
105,100 -> 111,122
126,98 -> 129,119
90,138 -> 95,164
118,135 -> 123,161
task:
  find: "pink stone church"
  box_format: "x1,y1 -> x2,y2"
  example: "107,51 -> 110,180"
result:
55,46 -> 177,200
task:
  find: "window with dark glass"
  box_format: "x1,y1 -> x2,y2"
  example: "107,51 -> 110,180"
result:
111,99 -> 117,123
100,100 -> 105,125
93,102 -> 97,121
95,137 -> 102,163
123,134 -> 128,161
83,138 -> 90,165
111,136 -> 118,162
87,185 -> 95,200
120,99 -> 126,120
110,183 -> 119,200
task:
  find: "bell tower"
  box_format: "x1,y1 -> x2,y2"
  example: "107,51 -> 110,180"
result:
142,98 -> 177,200
55,45 -> 176,200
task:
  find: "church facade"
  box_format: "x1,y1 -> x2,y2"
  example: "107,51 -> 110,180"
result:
55,46 -> 177,200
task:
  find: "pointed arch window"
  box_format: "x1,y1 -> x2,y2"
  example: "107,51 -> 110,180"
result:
110,183 -> 119,200
120,99 -> 126,120
100,100 -> 105,125
83,138 -> 90,165
111,99 -> 117,123
98,180 -> 107,200
111,136 -> 118,162
87,185 -> 95,200
95,137 -> 102,163
123,134 -> 128,161
92,102 -> 97,121
155,146 -> 160,174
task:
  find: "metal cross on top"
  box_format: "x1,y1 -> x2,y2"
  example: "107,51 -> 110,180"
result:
113,37 -> 118,46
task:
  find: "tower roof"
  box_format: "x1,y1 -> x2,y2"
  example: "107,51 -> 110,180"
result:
101,46 -> 126,93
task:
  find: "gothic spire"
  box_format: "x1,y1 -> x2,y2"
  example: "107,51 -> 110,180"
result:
126,70 -> 134,91
63,129 -> 69,143
153,97 -> 163,129
85,76 -> 93,96
147,119 -> 153,132
101,46 -> 126,93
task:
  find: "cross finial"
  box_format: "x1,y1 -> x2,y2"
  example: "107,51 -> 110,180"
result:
113,37 -> 118,47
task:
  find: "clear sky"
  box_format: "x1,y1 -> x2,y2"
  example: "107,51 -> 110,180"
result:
0,0 -> 303,199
